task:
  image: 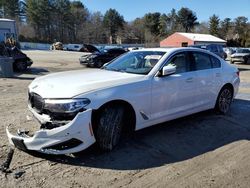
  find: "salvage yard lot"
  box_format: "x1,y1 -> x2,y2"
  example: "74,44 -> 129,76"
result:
0,50 -> 250,188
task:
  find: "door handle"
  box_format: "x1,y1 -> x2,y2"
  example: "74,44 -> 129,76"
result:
216,73 -> 221,77
186,77 -> 193,82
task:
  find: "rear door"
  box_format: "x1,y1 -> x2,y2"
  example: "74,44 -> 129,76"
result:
190,51 -> 220,108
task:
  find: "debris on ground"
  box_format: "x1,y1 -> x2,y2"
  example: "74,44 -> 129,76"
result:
13,170 -> 25,179
0,147 -> 15,173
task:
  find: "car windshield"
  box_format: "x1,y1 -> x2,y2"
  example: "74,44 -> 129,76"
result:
103,51 -> 166,75
236,49 -> 250,53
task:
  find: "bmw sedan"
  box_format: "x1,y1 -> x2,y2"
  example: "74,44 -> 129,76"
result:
6,47 -> 240,154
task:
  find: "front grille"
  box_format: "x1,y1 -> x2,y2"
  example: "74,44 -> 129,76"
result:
29,92 -> 45,113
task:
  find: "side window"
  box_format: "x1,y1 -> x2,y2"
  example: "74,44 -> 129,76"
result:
210,55 -> 221,68
168,52 -> 190,74
192,52 -> 212,70
210,45 -> 218,53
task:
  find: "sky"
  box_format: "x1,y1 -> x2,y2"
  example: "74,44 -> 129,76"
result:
82,0 -> 250,22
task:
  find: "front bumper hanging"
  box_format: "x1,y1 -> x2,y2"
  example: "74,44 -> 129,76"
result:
6,109 -> 96,155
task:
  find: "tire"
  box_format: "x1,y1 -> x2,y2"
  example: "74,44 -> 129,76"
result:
215,86 -> 233,114
95,104 -> 124,151
246,58 -> 250,64
14,61 -> 27,72
95,61 -> 103,68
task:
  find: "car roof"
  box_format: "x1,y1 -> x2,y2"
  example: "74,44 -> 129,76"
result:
133,47 -> 222,59
134,47 -> 211,53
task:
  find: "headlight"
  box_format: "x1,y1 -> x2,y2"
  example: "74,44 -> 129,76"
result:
44,98 -> 90,113
91,54 -> 98,58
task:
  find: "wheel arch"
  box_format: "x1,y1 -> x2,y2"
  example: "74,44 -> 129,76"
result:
92,99 -> 136,133
220,83 -> 234,96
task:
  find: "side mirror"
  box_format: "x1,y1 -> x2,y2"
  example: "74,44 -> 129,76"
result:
103,62 -> 109,67
161,65 -> 176,76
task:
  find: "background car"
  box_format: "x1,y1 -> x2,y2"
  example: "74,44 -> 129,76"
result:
63,44 -> 83,51
223,47 -> 236,61
79,44 -> 100,53
50,42 -> 63,50
0,42 -> 32,71
80,48 -> 127,68
190,44 -> 227,59
230,48 -> 250,64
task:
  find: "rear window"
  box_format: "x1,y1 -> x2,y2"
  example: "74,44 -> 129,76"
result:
210,56 -> 221,68
192,52 -> 212,70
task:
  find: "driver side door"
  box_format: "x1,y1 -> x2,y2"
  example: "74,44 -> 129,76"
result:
150,51 -> 199,124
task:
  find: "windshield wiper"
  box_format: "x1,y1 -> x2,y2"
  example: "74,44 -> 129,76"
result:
105,67 -> 125,73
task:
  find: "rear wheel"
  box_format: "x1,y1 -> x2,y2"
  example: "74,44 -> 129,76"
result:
95,104 -> 124,151
215,86 -> 233,114
14,61 -> 27,72
245,58 -> 250,64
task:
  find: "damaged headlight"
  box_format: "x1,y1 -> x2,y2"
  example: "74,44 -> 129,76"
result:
44,98 -> 90,113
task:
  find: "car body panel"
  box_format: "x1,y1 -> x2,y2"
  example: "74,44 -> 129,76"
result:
6,109 -> 95,155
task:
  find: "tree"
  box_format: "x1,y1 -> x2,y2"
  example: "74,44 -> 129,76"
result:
84,11 -> 107,43
103,8 -> 125,44
68,1 -> 89,42
166,8 -> 178,34
177,7 -> 198,32
0,0 -> 22,20
158,13 -> 168,36
195,21 -> 209,34
220,18 -> 231,39
130,18 -> 145,43
144,12 -> 161,36
209,14 -> 220,36
234,16 -> 248,46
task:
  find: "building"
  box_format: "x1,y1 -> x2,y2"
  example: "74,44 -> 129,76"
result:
0,19 -> 18,42
160,32 -> 226,47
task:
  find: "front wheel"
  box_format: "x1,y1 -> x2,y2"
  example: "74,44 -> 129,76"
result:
95,105 -> 124,151
14,61 -> 27,72
215,87 -> 233,114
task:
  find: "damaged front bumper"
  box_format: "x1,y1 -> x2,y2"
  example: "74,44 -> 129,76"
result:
6,109 -> 96,155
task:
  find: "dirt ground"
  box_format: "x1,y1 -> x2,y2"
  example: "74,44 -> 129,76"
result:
0,50 -> 250,188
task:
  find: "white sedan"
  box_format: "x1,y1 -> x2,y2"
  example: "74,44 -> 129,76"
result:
6,48 -> 240,154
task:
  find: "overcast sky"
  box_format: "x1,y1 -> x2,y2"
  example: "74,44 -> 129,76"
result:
82,0 -> 250,22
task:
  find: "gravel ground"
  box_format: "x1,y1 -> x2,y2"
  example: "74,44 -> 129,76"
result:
0,50 -> 250,188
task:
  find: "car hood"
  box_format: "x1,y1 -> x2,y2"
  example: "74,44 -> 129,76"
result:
231,53 -> 249,57
29,69 -> 145,98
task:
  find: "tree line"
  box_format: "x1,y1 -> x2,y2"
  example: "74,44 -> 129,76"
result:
0,0 -> 249,47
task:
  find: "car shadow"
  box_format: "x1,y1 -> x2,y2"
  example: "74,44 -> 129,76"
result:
18,67 -> 49,75
238,67 -> 250,72
10,67 -> 49,80
28,98 -> 250,170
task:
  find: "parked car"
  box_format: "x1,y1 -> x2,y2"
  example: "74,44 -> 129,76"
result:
223,47 -> 236,61
79,44 -> 100,53
51,42 -> 63,50
10,47 -> 33,71
230,48 -> 250,64
0,43 -> 33,71
63,44 -> 83,51
6,47 -> 240,155
190,44 -> 227,59
80,48 -> 127,68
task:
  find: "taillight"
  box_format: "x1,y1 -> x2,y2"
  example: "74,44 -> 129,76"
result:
236,71 -> 240,77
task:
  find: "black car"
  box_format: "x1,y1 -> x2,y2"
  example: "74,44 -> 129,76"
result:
80,48 -> 127,68
0,43 -> 33,72
190,44 -> 227,59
